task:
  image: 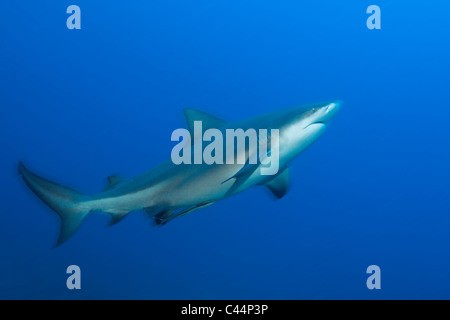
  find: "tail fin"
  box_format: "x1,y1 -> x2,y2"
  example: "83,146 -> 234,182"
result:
18,161 -> 90,245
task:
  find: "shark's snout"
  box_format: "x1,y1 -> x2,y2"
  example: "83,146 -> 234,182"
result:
303,102 -> 340,129
316,102 -> 340,124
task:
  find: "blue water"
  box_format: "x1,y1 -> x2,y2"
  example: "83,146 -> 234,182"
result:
1,1 -> 450,299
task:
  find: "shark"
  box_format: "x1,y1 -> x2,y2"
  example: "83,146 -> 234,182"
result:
18,102 -> 340,245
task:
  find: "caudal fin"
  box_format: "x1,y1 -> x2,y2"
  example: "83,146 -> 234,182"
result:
18,161 -> 90,245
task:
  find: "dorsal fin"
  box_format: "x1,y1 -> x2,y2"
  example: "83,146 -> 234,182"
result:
183,108 -> 227,134
264,168 -> 290,199
104,175 -> 124,191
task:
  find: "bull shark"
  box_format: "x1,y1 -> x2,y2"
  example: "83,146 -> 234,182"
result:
18,102 -> 340,245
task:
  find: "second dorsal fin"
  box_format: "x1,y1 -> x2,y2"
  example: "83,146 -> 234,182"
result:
104,175 -> 124,191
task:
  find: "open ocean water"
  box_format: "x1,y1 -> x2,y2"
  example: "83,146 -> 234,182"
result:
1,1 -> 449,299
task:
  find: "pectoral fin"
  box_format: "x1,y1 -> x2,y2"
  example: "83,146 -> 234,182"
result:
221,160 -> 261,184
152,202 -> 214,226
220,143 -> 273,184
264,167 -> 290,199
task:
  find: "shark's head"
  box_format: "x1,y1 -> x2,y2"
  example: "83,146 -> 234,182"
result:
277,101 -> 340,162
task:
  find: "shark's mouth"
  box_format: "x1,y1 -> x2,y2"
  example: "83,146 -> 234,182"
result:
305,121 -> 326,129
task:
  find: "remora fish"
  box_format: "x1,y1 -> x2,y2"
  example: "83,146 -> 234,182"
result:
18,102 -> 340,245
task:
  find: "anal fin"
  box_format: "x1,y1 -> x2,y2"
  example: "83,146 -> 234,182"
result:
108,212 -> 128,226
